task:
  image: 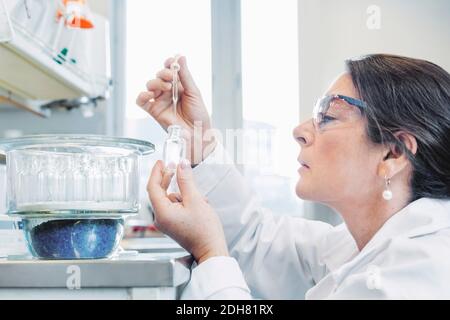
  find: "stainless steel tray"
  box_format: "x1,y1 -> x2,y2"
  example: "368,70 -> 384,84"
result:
0,251 -> 193,288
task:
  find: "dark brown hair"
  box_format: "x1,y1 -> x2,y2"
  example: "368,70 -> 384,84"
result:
346,54 -> 450,201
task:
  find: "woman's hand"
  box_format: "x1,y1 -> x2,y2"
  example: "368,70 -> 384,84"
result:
136,56 -> 217,166
147,159 -> 229,264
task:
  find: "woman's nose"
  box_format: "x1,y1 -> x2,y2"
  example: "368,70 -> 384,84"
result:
293,119 -> 314,146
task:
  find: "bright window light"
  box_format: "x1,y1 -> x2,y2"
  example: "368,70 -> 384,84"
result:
241,0 -> 302,214
125,0 -> 212,120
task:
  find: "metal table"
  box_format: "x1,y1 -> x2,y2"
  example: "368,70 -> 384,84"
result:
0,238 -> 193,300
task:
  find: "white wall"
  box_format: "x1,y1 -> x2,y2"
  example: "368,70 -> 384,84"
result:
298,0 -> 450,122
297,0 -> 450,224
89,0 -> 109,18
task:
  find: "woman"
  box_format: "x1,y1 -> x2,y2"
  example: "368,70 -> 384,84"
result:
136,54 -> 450,299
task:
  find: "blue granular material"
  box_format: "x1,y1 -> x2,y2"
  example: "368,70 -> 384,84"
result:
23,218 -> 124,259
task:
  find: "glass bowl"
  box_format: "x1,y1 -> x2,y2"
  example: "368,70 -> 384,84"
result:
0,135 -> 154,260
0,135 -> 154,215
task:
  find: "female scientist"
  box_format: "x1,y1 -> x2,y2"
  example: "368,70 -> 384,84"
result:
136,54 -> 450,299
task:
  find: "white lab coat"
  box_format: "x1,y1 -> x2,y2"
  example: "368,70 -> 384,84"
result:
180,144 -> 450,299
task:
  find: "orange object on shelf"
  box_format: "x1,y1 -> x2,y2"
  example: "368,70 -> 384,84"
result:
56,0 -> 94,29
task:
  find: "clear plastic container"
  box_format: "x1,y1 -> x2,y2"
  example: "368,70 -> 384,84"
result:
0,134 -> 154,259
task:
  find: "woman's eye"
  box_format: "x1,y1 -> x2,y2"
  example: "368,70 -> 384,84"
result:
319,115 -> 336,126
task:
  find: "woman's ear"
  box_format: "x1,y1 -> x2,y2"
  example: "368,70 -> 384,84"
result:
377,131 -> 418,179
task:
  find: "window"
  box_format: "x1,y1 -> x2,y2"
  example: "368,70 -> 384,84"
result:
241,0 -> 302,215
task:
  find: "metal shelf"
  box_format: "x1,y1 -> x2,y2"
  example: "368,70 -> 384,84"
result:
0,5 -> 110,117
0,21 -> 109,100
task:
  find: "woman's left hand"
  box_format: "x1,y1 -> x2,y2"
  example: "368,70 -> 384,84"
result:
147,159 -> 229,264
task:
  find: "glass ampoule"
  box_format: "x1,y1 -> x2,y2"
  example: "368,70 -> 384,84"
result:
163,125 -> 186,174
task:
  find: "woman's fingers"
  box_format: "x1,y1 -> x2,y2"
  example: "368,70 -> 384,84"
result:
177,56 -> 199,93
156,69 -> 185,96
138,90 -> 173,124
156,68 -> 173,82
138,59 -> 190,115
147,161 -> 172,212
136,91 -> 154,107
168,193 -> 183,203
164,56 -> 198,94
146,78 -> 172,92
176,159 -> 202,201
161,163 -> 176,190
138,70 -> 172,107
164,57 -> 176,69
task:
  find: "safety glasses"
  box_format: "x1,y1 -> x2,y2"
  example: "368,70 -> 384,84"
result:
313,94 -> 367,131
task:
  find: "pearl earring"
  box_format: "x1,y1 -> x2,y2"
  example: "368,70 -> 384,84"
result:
382,176 -> 393,200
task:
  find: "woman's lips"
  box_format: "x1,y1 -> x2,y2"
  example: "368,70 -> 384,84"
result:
298,160 -> 310,172
298,165 -> 309,172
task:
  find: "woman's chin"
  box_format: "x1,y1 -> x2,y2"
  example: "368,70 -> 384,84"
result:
295,180 -> 312,200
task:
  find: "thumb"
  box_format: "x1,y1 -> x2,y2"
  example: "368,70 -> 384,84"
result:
176,158 -> 200,200
147,160 -> 172,212
177,56 -> 199,94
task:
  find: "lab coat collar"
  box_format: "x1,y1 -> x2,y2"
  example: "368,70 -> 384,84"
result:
360,197 -> 450,255
321,197 -> 450,273
320,223 -> 359,272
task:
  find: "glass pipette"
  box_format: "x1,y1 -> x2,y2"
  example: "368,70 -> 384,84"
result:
163,55 -> 185,176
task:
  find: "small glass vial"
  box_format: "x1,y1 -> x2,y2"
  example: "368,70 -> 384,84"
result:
163,125 -> 186,174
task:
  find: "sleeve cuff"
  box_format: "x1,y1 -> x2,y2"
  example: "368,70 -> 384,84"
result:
192,143 -> 235,196
182,256 -> 251,299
